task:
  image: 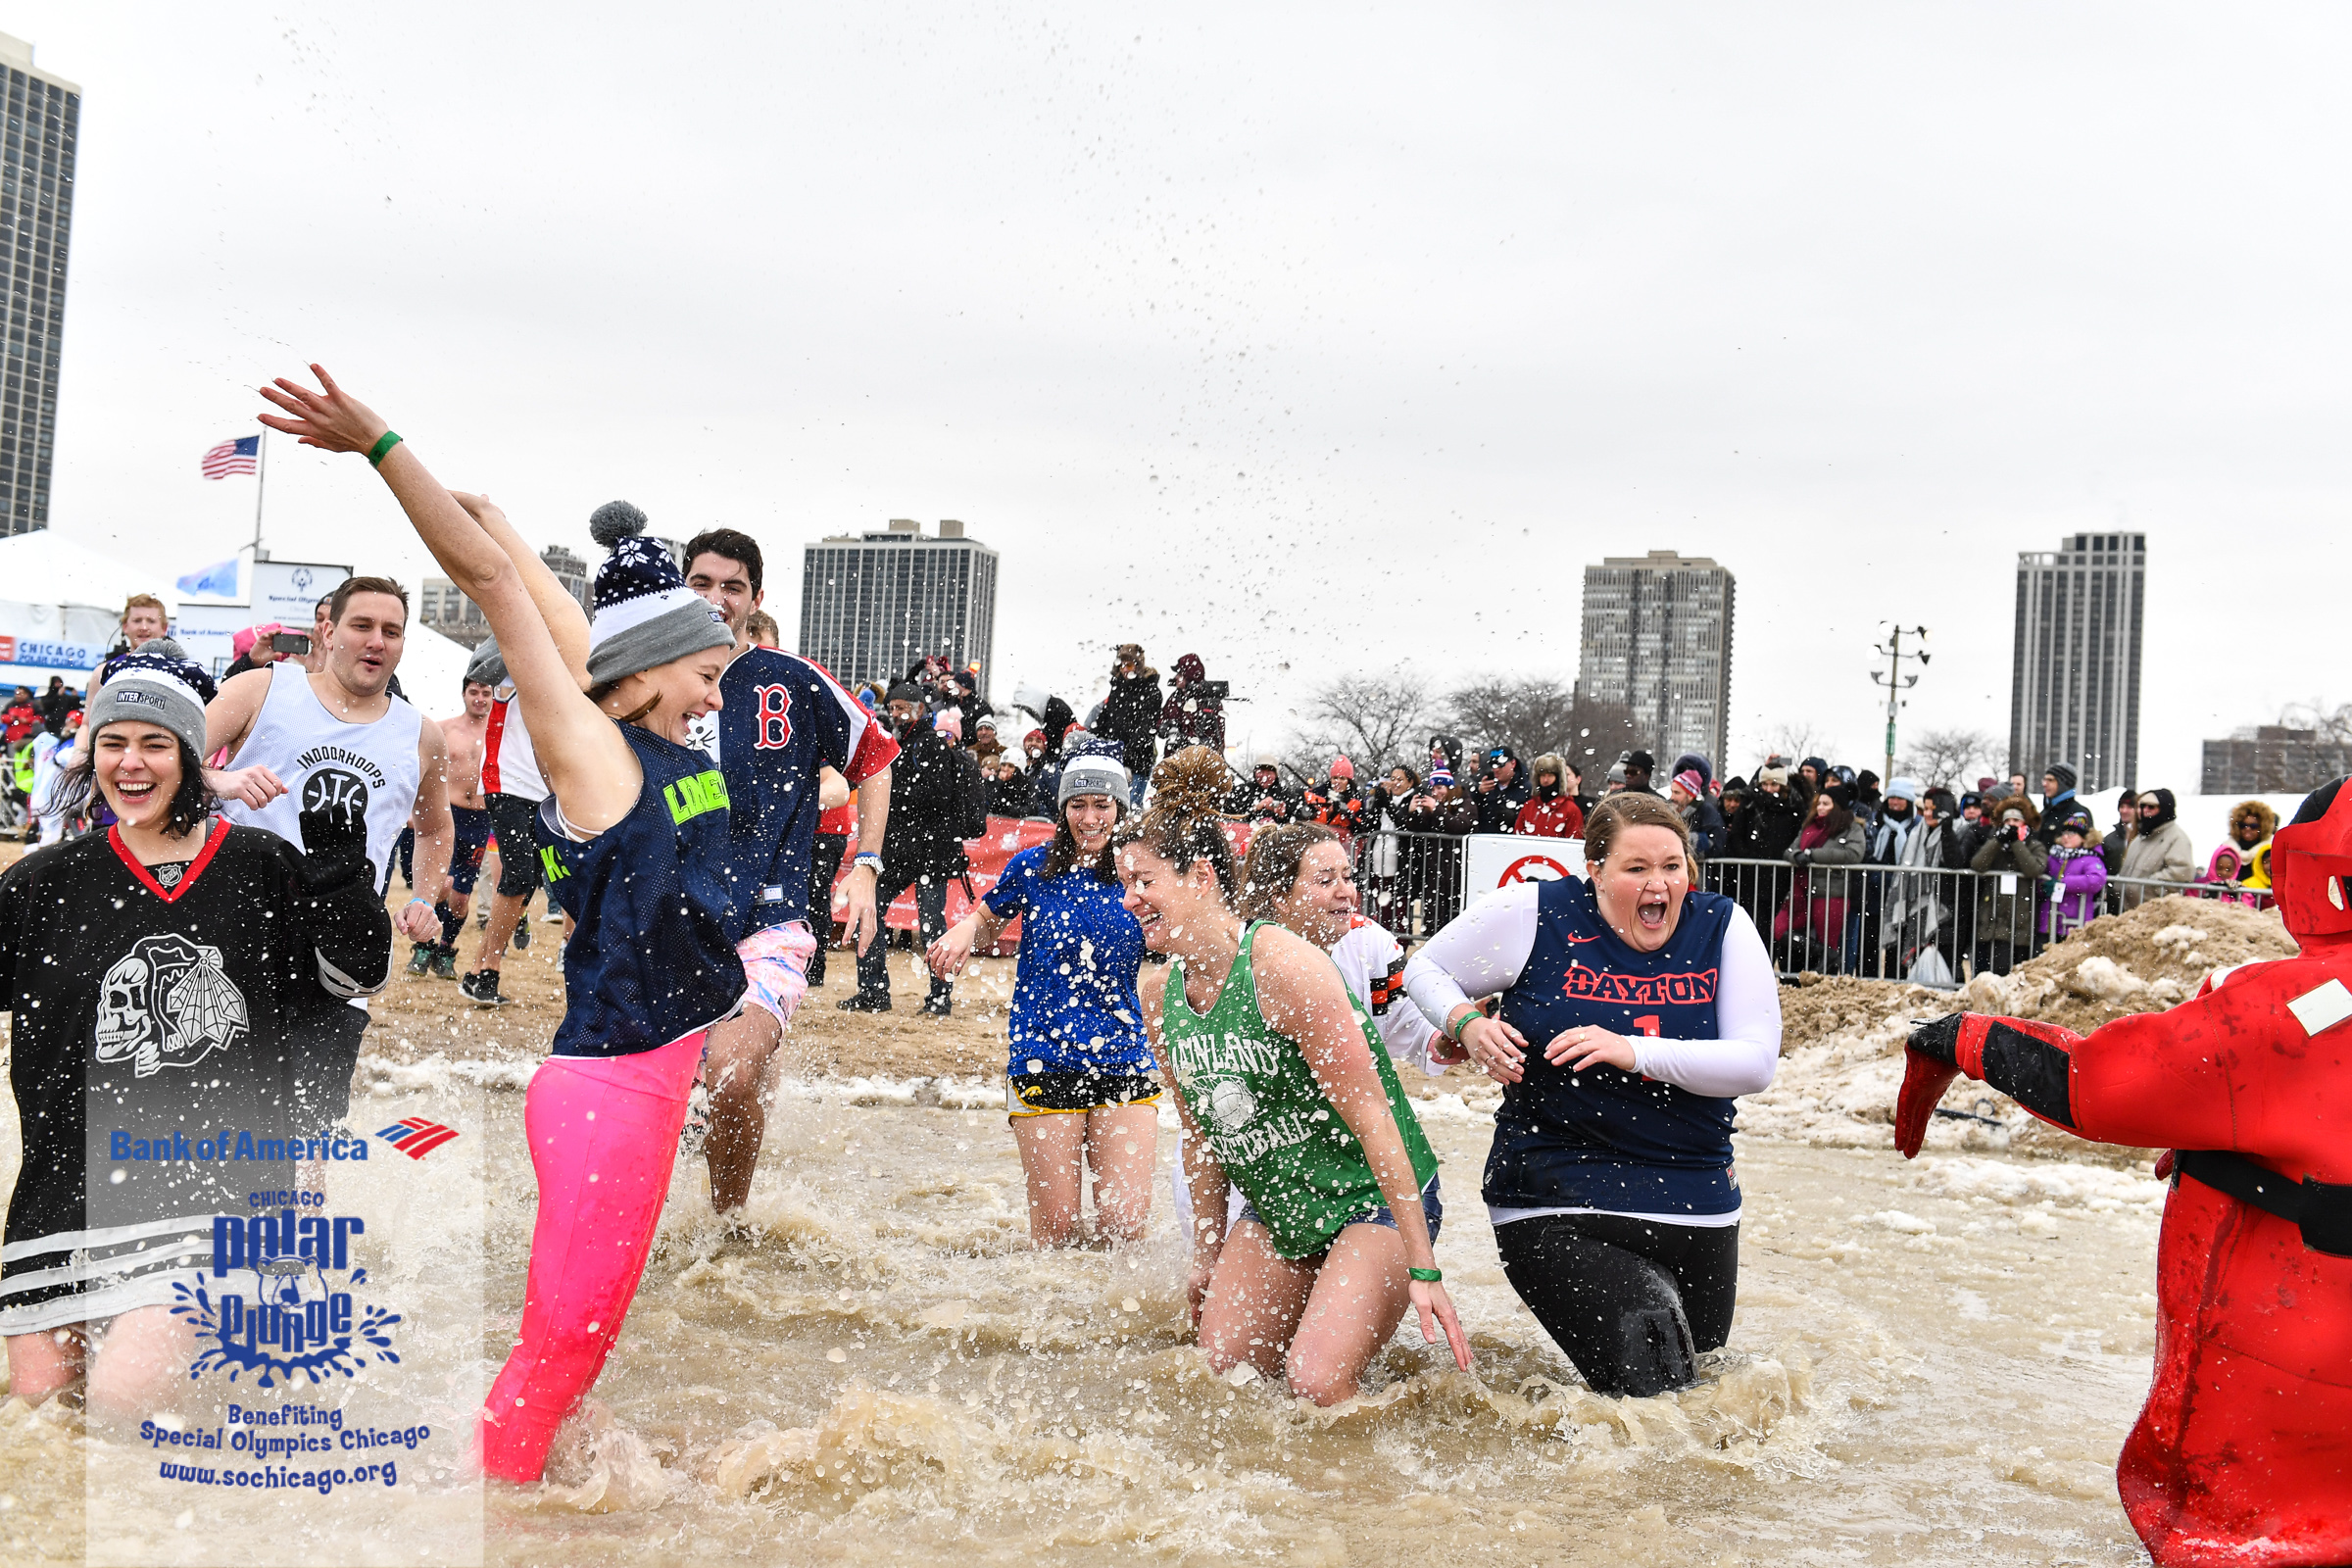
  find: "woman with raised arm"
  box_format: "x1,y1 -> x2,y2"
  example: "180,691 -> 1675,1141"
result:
1401,792 -> 1781,1397
1124,748 -> 1469,1405
257,367 -> 740,1485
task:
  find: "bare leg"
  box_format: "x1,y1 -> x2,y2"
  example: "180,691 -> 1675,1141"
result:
1194,1220 -> 1317,1382
84,1306 -> 201,1422
704,1004 -> 784,1212
1282,1223 -> 1412,1404
478,889 -> 527,975
5,1324 -> 86,1406
1080,1104 -> 1158,1245
1010,1113 -> 1090,1247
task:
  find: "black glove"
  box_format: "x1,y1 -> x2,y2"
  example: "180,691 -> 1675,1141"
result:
1906,1013 -> 1965,1066
298,793 -> 372,895
1790,849 -> 1812,866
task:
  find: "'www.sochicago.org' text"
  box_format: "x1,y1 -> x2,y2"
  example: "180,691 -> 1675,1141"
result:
152,1458 -> 400,1494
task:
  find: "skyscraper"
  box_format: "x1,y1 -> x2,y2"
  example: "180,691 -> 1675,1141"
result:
798,519 -> 999,700
1574,550 -> 1736,768
2009,532 -> 2145,791
0,34 -> 76,538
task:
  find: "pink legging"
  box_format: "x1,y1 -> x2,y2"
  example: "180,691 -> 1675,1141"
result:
478,1026 -> 706,1483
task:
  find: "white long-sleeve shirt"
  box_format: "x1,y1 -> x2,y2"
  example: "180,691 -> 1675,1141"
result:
1400,882 -> 1782,1099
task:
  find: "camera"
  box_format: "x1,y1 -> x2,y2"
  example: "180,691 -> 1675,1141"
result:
270,632 -> 313,656
1199,680 -> 1230,700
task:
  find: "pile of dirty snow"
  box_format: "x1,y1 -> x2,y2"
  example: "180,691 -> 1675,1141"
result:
1742,897 -> 2294,1165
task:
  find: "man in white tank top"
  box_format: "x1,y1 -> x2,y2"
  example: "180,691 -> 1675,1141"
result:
202,576 -> 453,1120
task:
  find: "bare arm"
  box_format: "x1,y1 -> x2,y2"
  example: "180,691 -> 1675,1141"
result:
1251,925 -> 1470,1369
399,718 -> 455,938
838,763 -> 891,955
200,667 -> 290,808
451,493 -> 590,690
256,367 -> 641,831
1140,965 -> 1234,1321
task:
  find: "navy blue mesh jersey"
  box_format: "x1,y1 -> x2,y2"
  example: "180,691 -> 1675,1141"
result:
1487,875 -> 1741,1217
538,724 -> 750,1057
685,648 -> 896,935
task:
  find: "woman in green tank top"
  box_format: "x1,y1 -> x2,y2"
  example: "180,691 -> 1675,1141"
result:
1121,750 -> 1471,1404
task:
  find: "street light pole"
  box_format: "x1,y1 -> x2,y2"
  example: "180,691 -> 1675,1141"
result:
1870,624 -> 1930,782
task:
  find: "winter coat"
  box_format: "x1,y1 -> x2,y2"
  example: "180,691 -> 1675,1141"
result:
1971,827 -> 2048,942
1,701 -> 39,745
1156,655 -> 1225,754
1099,666 -> 1163,782
988,767 -> 1040,819
1404,786 -> 1477,838
1301,781 -> 1369,837
1514,795 -> 1584,838
1730,787 -> 1805,861
2034,789 -> 2090,847
1680,795 -> 1726,858
2042,844 -> 2108,938
1472,750 -> 1534,834
2117,817 -> 2195,907
880,721 -> 974,878
1775,810 -> 1866,944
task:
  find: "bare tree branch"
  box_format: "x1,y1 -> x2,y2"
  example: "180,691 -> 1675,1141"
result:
1898,726 -> 2000,791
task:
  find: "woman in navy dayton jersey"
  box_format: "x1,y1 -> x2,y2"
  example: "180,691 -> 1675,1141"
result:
1403,793 -> 1781,1396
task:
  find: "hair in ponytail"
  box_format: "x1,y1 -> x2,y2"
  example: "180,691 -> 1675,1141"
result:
1113,746 -> 1239,904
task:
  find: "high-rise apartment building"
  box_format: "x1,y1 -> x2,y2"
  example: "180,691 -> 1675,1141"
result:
2009,533 -> 2145,791
1573,550 -> 1735,767
0,34 -> 76,537
799,519 -> 999,700
420,544 -> 594,649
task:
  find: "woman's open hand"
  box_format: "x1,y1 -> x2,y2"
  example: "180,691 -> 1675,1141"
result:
1460,1014 -> 1531,1085
925,917 -> 979,980
257,365 -> 390,456
1411,1280 -> 1473,1372
1545,1025 -> 1640,1073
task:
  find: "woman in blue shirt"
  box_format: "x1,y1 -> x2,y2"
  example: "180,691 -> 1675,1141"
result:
929,748 -> 1157,1246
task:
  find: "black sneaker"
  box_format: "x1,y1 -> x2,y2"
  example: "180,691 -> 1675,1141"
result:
405,942 -> 435,977
430,946 -> 460,980
836,993 -> 892,1013
513,923 -> 531,952
460,969 -> 509,1006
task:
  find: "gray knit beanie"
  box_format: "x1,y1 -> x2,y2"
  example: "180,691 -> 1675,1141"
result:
466,633 -> 507,686
1057,752 -> 1131,808
87,652 -> 210,760
582,503 -> 731,685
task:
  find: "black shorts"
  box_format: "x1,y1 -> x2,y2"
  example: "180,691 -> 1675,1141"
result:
446,805 -> 492,896
1006,1070 -> 1162,1118
485,792 -> 545,899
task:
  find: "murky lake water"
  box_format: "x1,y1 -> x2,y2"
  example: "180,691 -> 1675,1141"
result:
1,1075 -> 2162,1565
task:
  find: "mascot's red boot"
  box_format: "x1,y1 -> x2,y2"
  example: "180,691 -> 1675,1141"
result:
1897,779 -> 2352,1568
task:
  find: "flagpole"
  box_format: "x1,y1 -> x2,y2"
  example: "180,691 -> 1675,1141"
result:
249,428 -> 269,560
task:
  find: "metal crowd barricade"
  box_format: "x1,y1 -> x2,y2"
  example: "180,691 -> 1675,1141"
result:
1340,831 -> 2281,986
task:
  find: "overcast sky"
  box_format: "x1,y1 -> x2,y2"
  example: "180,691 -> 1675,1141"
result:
22,4 -> 2352,786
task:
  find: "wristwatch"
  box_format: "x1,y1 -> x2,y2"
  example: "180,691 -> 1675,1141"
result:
852,852 -> 882,874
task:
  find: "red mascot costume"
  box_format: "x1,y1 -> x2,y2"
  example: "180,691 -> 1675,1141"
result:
1896,778 -> 2352,1568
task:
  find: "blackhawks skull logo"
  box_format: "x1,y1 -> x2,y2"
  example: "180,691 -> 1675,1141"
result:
93,933 -> 250,1078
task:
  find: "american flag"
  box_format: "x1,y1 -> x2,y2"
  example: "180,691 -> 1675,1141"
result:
200,434 -> 260,479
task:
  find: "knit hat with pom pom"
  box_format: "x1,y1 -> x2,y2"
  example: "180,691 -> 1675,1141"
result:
583,500 -> 731,686
87,650 -> 212,760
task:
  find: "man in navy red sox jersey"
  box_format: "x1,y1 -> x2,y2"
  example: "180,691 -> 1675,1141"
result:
677,523 -> 896,1212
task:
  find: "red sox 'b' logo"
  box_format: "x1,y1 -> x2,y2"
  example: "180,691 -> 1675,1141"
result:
753,684 -> 793,750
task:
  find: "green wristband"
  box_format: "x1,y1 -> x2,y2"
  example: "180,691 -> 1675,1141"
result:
366,429 -> 404,467
1408,1267 -> 1443,1283
1449,1007 -> 1480,1042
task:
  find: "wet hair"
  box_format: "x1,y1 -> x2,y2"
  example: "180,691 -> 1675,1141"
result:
1238,821 -> 1343,922
683,528 -> 764,597
1583,791 -> 1692,868
1045,792 -> 1124,881
328,574 -> 410,625
54,733 -> 216,842
1112,746 -> 1238,904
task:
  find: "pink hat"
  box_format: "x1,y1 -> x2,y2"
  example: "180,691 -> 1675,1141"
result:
231,621 -> 285,660
1673,768 -> 1706,798
1329,757 -> 1354,780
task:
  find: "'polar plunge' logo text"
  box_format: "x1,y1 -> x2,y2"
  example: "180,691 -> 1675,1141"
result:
171,1208 -> 403,1389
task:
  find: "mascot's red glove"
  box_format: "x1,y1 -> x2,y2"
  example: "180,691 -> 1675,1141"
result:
1895,1014 -> 1966,1158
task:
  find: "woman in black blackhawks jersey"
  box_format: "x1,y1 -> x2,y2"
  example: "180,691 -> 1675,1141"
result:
0,650 -> 391,1415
